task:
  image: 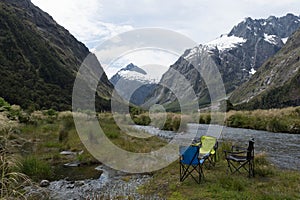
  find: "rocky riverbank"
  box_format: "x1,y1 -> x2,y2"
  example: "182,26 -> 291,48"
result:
26,165 -> 163,200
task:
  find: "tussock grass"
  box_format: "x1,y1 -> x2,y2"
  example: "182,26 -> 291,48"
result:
133,112 -> 196,132
226,106 -> 300,133
198,106 -> 300,133
0,128 -> 32,199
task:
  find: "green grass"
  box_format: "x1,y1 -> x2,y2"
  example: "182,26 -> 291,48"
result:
20,156 -> 52,182
140,142 -> 300,200
10,111 -> 167,182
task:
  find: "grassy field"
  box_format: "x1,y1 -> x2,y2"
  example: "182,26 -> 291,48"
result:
140,142 -> 300,200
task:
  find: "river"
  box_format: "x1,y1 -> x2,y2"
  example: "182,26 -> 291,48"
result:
135,123 -> 300,170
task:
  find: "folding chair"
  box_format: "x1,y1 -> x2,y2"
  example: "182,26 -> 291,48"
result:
224,139 -> 255,177
179,145 -> 205,184
199,136 -> 218,167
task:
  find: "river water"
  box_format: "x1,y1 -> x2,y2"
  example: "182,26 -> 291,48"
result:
135,124 -> 300,170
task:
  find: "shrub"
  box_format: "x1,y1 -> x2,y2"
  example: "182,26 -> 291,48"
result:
0,97 -> 11,111
59,129 -> 69,142
266,117 -> 288,132
45,109 -> 57,117
133,114 -> 151,126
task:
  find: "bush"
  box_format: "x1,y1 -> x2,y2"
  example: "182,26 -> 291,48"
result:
266,118 -> 288,133
133,114 -> 151,126
59,129 -> 69,142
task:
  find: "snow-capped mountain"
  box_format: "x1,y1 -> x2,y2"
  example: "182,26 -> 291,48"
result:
110,63 -> 165,85
110,63 -> 166,105
230,27 -> 300,109
146,13 -> 300,110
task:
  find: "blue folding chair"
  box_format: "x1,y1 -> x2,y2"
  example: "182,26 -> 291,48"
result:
179,145 -> 206,184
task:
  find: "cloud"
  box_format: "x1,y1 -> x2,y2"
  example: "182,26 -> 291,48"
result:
32,0 -> 300,47
32,0 -> 133,49
102,49 -> 178,78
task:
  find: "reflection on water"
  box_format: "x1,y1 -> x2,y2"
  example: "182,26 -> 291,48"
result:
135,124 -> 300,170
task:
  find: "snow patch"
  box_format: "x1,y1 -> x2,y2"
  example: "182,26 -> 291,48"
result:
249,68 -> 256,75
264,34 -> 278,45
184,47 -> 199,59
281,37 -> 288,44
206,34 -> 247,51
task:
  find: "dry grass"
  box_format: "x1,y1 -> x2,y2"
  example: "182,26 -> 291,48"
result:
0,129 -> 32,199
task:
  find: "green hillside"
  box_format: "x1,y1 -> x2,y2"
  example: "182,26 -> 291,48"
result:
0,0 -> 113,111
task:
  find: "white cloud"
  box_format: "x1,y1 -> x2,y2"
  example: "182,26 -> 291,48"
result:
32,0 -> 300,47
32,0 -> 133,49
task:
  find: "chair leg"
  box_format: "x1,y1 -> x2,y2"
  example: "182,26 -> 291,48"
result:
180,163 -> 203,184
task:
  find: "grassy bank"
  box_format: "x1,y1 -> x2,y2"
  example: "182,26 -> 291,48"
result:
132,112 -> 197,132
198,106 -> 300,133
132,106 -> 300,134
1,110 -> 166,183
225,107 -> 300,133
140,141 -> 300,199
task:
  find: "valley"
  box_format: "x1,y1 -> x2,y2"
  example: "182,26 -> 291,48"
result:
0,0 -> 300,199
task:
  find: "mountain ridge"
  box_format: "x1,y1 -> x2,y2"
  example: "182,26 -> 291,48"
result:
146,13 -> 300,110
230,28 -> 300,109
0,0 -> 113,111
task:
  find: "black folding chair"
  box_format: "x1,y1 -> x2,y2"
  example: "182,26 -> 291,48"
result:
224,139 -> 255,177
179,145 -> 206,184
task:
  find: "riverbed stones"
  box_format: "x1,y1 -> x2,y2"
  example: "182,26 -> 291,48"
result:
40,180 -> 50,187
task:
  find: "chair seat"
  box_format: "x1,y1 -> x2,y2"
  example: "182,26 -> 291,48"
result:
224,139 -> 255,177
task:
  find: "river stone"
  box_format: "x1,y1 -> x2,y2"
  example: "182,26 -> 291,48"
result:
63,161 -> 81,167
74,181 -> 85,187
40,180 -> 50,187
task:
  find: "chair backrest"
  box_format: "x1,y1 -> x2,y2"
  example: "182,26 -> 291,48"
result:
200,136 -> 217,155
180,145 -> 200,165
247,139 -> 254,159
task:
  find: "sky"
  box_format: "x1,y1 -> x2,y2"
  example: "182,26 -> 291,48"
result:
31,0 -> 300,77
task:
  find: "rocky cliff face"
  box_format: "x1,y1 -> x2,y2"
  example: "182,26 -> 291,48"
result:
0,0 -> 113,111
110,63 -> 158,106
147,14 -> 300,110
230,28 -> 300,109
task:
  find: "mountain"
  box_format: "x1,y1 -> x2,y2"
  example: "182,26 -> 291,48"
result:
230,28 -> 300,109
0,0 -> 113,111
146,14 -> 300,110
110,63 -> 160,105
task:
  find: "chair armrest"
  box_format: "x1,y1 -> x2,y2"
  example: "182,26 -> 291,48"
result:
223,150 -> 247,158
